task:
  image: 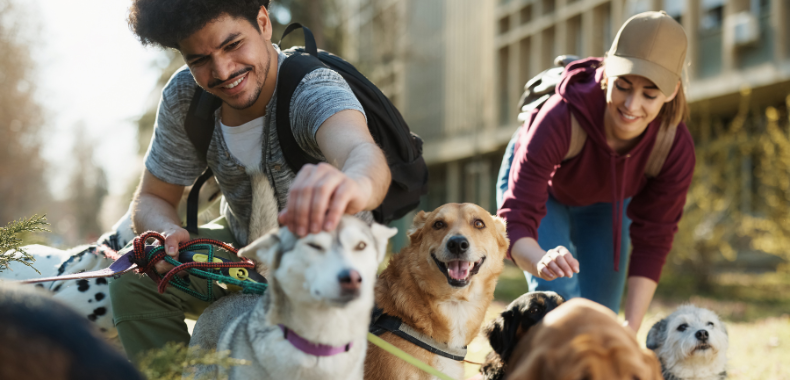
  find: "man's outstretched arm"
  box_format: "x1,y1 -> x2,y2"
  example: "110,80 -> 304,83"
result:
131,169 -> 191,273
278,109 -> 391,236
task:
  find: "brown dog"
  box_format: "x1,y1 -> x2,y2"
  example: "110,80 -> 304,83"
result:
364,203 -> 509,380
506,298 -> 663,380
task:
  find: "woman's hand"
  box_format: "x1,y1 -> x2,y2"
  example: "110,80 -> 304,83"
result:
536,246 -> 580,280
511,237 -> 580,280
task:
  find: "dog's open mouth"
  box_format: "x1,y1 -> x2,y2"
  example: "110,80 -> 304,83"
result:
431,254 -> 486,288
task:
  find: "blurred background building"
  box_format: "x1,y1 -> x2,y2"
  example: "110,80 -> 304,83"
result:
338,0 -> 790,273
3,0 -> 788,279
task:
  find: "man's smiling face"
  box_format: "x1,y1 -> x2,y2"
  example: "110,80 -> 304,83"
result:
179,9 -> 274,112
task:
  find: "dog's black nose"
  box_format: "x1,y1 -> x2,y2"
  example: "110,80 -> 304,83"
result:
447,235 -> 469,255
338,269 -> 362,293
695,330 -> 709,341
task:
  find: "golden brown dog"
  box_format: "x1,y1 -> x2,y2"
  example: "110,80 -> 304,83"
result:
506,298 -> 663,380
364,203 -> 509,380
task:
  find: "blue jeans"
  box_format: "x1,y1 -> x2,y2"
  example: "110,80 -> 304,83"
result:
496,131 -> 632,312
528,195 -> 632,312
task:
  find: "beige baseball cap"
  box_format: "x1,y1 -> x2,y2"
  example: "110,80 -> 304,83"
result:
605,11 -> 687,97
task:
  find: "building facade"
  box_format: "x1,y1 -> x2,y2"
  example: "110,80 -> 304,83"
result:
338,0 -> 790,251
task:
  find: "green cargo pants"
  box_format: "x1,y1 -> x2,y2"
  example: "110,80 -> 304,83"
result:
109,217 -> 241,363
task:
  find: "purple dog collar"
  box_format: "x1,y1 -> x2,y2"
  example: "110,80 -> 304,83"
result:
279,324 -> 352,357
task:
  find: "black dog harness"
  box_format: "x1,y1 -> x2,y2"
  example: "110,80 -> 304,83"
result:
369,307 -> 467,361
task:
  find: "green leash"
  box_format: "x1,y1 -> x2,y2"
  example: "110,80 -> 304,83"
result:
366,333 -> 456,380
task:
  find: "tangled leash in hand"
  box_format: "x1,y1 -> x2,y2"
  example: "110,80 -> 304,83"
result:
130,231 -> 267,302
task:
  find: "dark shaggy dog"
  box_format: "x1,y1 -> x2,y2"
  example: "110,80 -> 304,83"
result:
0,282 -> 142,380
480,291 -> 564,380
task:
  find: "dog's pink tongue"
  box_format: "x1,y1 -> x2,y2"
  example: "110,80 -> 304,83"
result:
447,261 -> 471,280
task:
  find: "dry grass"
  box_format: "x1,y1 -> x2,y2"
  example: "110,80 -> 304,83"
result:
463,263 -> 790,380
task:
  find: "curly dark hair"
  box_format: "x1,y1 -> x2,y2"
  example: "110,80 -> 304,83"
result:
128,0 -> 270,50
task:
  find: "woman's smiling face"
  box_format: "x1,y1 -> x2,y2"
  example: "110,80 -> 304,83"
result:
604,74 -> 678,150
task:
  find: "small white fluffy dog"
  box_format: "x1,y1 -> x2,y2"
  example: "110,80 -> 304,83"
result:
187,212 -> 396,380
646,305 -> 728,380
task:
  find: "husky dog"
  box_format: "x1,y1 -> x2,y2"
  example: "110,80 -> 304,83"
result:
647,305 -> 728,380
188,211 -> 396,379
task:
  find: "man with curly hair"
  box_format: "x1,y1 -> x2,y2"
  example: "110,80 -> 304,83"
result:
111,0 -> 391,361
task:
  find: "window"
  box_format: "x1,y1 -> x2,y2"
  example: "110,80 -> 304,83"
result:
625,0 -> 652,18
664,0 -> 685,24
543,0 -> 555,15
520,37 -> 532,84
520,5 -> 533,24
701,0 -> 725,31
567,15 -> 583,57
698,0 -> 725,77
542,26 -> 556,71
498,46 -> 511,126
499,16 -> 511,35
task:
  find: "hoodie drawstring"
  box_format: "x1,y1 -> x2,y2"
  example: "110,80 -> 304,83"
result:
610,154 -> 630,272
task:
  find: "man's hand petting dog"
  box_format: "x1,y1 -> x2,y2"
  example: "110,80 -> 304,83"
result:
278,162 -> 372,237
536,246 -> 580,280
154,225 -> 191,275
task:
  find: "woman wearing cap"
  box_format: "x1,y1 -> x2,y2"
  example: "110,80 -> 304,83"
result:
497,11 -> 694,332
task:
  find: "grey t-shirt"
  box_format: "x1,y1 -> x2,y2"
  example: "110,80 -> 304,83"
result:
144,45 -> 365,245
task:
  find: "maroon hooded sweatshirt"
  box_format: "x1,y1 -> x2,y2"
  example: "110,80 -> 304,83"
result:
497,58 -> 695,282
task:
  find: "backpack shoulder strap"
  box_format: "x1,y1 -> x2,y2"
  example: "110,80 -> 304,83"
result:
183,87 -> 221,234
185,87 -> 222,163
276,26 -> 326,172
644,120 -> 678,178
564,111 -> 587,161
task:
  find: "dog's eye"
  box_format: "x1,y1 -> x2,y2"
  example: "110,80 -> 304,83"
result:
677,323 -> 688,332
528,306 -> 540,314
355,242 -> 367,251
307,243 -> 324,251
433,221 -> 445,230
707,322 -> 714,327
474,219 -> 485,229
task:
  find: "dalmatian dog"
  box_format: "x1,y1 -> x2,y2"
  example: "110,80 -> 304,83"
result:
0,178 -> 222,342
0,217 -> 131,341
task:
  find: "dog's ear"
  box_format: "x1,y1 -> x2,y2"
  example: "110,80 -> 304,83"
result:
483,312 -> 509,355
491,215 -> 509,251
485,309 -> 522,362
238,228 -> 285,273
370,223 -> 397,263
406,211 -> 429,243
646,318 -> 668,350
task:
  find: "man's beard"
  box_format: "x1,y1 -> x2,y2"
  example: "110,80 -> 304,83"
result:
230,57 -> 269,110
209,54 -> 271,110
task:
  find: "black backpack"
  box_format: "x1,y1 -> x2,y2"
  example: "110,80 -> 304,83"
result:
182,23 -> 428,233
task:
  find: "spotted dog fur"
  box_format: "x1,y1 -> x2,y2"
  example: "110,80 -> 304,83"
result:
0,178 -> 222,343
0,226 -> 130,341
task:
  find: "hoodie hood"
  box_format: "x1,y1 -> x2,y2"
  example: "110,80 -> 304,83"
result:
555,57 -> 612,151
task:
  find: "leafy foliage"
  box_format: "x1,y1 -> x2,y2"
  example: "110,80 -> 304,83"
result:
0,214 -> 49,273
0,0 -> 51,224
136,342 -> 249,380
671,89 -> 790,288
